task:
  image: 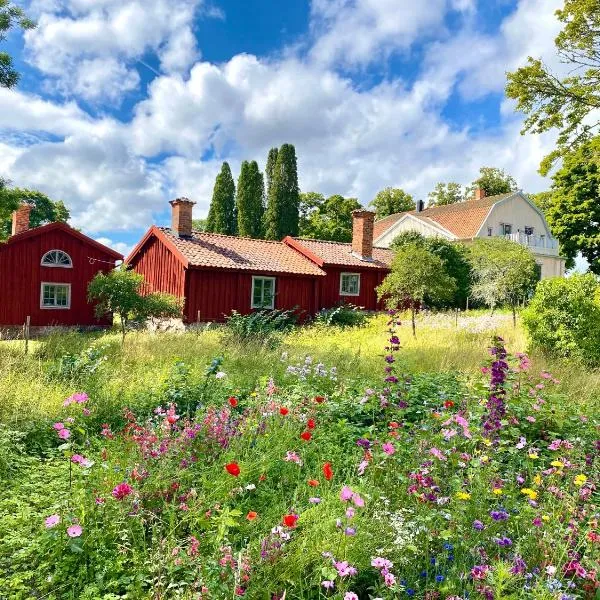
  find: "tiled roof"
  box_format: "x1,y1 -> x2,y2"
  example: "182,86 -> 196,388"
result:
373,193 -> 514,240
289,237 -> 394,269
158,228 -> 325,276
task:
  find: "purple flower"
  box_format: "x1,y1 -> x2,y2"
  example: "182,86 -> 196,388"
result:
340,485 -> 353,501
490,509 -> 509,521
344,527 -> 356,536
356,438 -> 371,449
321,580 -> 335,590
67,524 -> 82,537
309,497 -> 321,504
493,536 -> 512,547
473,520 -> 485,531
44,514 -> 60,528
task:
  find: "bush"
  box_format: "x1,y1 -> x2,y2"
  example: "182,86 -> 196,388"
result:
522,273 -> 600,365
223,309 -> 299,345
313,304 -> 369,327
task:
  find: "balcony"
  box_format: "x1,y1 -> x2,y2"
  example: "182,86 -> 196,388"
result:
504,232 -> 559,255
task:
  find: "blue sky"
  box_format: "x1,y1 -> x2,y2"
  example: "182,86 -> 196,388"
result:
1,0 -> 563,254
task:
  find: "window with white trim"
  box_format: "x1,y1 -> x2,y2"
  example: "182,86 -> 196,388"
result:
251,277 -> 275,309
501,223 -> 513,235
41,283 -> 71,309
41,250 -> 72,268
340,273 -> 360,296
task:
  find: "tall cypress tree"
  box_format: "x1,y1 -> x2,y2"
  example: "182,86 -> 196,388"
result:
264,144 -> 300,240
265,147 -> 278,201
236,160 -> 265,238
206,162 -> 236,235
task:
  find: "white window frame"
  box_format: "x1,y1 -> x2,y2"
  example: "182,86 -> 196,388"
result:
41,249 -> 72,268
251,276 -> 276,309
40,282 -> 71,309
340,272 -> 361,296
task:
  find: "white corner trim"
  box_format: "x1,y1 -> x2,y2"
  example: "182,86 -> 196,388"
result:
374,213 -> 457,244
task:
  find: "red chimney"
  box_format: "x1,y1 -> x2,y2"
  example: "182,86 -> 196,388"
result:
351,209 -> 375,261
169,197 -> 195,237
11,203 -> 32,236
473,187 -> 486,201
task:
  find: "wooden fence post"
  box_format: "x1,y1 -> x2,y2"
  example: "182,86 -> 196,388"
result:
24,315 -> 30,355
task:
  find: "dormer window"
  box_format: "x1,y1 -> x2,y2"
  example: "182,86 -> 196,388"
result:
41,250 -> 72,268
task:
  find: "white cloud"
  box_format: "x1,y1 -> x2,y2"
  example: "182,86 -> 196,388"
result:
95,237 -> 133,257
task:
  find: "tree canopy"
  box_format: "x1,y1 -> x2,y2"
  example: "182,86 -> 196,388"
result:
0,185 -> 70,239
427,182 -> 463,206
236,160 -> 265,238
299,192 -> 362,242
506,0 -> 600,175
0,1 -> 35,88
206,162 -> 237,236
466,167 -> 518,198
369,187 -> 415,218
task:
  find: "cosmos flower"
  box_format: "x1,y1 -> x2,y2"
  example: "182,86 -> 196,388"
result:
67,525 -> 83,538
45,514 -> 60,528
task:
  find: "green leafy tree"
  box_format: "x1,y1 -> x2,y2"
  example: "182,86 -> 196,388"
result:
390,231 -> 471,308
522,273 -> 600,366
466,167 -> 518,198
299,193 -> 362,242
265,147 -> 278,201
264,143 -> 300,240
546,137 -> 600,273
88,267 -> 182,344
206,162 -> 236,235
377,243 -> 456,337
369,187 -> 415,218
428,182 -> 464,206
529,191 -> 555,214
506,0 -> 600,174
191,218 -> 207,232
469,238 -> 538,326
0,1 -> 35,88
0,185 -> 70,239
236,160 -> 265,238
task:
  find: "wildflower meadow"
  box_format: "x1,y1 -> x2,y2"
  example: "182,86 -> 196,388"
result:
0,312 -> 598,599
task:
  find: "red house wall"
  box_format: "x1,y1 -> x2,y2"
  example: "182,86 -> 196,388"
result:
185,269 -> 319,322
0,228 -> 118,327
318,266 -> 388,311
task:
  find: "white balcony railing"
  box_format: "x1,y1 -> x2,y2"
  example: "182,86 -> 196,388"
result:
504,232 -> 559,252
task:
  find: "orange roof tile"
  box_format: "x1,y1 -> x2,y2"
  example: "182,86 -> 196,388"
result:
288,237 -> 394,269
373,193 -> 513,240
158,228 -> 325,276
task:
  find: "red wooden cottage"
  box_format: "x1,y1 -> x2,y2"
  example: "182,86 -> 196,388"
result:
127,200 -> 393,322
0,203 -> 123,328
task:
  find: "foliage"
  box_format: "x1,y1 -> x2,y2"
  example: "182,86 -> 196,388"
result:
0,186 -> 70,239
191,218 -> 207,232
523,273 -> 600,365
264,144 -> 300,240
390,232 -> 471,308
369,187 -> 415,218
469,238 -> 537,324
506,0 -> 600,174
206,162 -> 237,235
313,304 -> 369,328
236,160 -> 265,238
378,244 -> 456,335
223,308 -> 299,346
299,192 -> 362,242
427,182 -> 464,206
265,147 -> 278,202
466,167 -> 518,198
547,137 -> 600,273
87,267 -> 182,343
0,0 -> 35,88
528,191 -> 554,214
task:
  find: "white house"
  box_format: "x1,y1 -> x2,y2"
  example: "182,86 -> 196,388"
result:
373,189 -> 565,279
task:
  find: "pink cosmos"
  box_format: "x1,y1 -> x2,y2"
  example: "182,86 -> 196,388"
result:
64,392 -> 88,406
45,514 -> 60,528
372,557 -> 393,570
53,422 -> 65,431
382,442 -> 395,455
384,572 -> 396,587
57,428 -> 71,439
430,447 -> 446,461
67,524 -> 82,537
112,482 -> 134,500
340,486 -> 353,501
344,593 -> 358,600
351,493 -> 364,507
335,561 -> 357,577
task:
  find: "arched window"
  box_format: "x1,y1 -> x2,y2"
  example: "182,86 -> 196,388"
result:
41,250 -> 72,268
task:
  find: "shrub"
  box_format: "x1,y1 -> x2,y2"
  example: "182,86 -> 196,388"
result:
522,273 -> 600,365
223,309 -> 299,345
313,303 -> 369,327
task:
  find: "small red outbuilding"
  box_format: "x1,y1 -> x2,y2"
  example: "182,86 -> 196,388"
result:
0,204 -> 123,328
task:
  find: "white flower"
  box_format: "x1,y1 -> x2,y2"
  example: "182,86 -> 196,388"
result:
215,371 -> 226,379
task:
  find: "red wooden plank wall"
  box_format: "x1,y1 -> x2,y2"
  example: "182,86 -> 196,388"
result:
318,267 -> 388,311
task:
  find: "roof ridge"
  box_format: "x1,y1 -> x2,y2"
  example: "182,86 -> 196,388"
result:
160,227 -> 291,245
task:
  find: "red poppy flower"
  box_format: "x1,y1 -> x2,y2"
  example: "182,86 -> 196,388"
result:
282,514 -> 298,528
259,473 -> 267,482
307,418 -> 315,429
279,407 -> 289,416
228,397 -> 238,408
246,511 -> 258,521
444,400 -> 455,409
323,462 -> 333,481
307,479 -> 319,487
225,462 -> 240,477
314,396 -> 325,403
389,421 -> 399,429
300,431 -> 312,441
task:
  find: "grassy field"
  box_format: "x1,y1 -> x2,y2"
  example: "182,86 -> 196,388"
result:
0,311 -> 598,599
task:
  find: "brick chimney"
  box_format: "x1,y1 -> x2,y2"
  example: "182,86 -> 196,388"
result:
473,187 -> 486,201
169,197 -> 195,237
351,209 -> 375,261
11,203 -> 32,236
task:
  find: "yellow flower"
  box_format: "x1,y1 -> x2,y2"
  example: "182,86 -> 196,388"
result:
250,392 -> 258,397
493,488 -> 503,495
521,488 -> 538,500
480,455 -> 490,464
550,460 -> 564,468
542,515 -> 550,522
483,438 -> 493,447
533,474 -> 542,486
574,474 -> 587,487
456,491 -> 471,500
528,452 -> 539,459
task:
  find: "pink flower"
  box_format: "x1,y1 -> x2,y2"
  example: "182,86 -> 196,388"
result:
526,416 -> 536,423
45,514 -> 60,528
384,571 -> 396,587
344,593 -> 358,600
57,428 -> 71,440
53,422 -> 65,431
430,447 -> 446,461
351,493 -> 364,507
64,392 -> 88,406
357,460 -> 368,475
516,437 -> 527,449
382,442 -> 395,455
112,482 -> 134,500
340,485 -> 353,502
67,524 -> 82,537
